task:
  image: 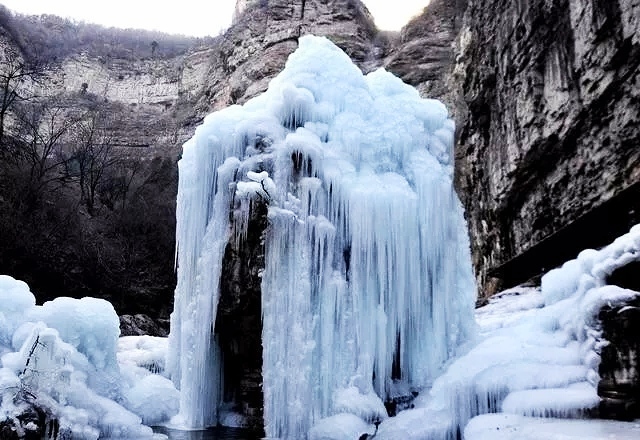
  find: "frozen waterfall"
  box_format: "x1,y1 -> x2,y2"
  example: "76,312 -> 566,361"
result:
167,35 -> 476,438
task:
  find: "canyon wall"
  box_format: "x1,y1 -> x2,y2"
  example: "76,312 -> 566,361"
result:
454,0 -> 640,294
2,0 -> 639,302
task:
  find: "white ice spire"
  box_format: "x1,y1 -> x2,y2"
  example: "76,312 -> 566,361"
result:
167,35 -> 476,438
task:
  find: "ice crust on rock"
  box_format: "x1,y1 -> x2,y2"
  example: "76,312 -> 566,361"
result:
167,35 -> 476,438
0,275 -> 178,438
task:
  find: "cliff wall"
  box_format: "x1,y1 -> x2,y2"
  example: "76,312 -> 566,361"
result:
454,0 -> 640,294
2,0 -> 638,301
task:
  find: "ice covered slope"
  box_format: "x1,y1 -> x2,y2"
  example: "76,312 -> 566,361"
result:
373,224 -> 640,440
167,35 -> 476,438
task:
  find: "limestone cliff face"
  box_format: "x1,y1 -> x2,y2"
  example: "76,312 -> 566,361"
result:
30,48 -> 215,156
32,0 -> 379,152
194,0 -> 378,115
454,0 -> 640,294
383,0 -> 467,112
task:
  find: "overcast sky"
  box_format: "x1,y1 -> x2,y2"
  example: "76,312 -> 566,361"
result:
1,0 -> 429,36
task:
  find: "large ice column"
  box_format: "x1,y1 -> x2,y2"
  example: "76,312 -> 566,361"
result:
167,117 -> 245,428
167,35 -> 476,437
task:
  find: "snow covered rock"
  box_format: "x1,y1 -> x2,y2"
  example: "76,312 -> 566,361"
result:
0,275 -> 177,438
373,224 -> 640,439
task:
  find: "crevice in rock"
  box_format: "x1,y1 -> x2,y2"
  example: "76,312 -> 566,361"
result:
217,201 -> 268,432
606,261 -> 640,293
598,296 -> 640,421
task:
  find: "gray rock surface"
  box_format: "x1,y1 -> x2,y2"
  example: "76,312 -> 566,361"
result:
454,0 -> 640,294
193,0 -> 378,115
119,314 -> 169,336
384,0 -> 467,112
598,259 -> 640,420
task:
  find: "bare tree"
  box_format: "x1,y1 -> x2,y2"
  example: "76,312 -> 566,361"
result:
11,100 -> 80,206
66,109 -> 121,215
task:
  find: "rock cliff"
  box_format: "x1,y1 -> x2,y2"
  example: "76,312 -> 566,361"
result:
383,0 -> 467,112
2,0 -> 639,306
192,0 -> 378,114
454,0 -> 640,295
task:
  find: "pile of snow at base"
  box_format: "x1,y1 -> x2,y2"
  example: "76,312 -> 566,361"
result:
168,34 -> 476,439
308,413 -> 373,440
118,335 -> 169,376
0,275 -> 179,438
123,374 -> 179,426
373,224 -> 640,439
464,414 -> 640,439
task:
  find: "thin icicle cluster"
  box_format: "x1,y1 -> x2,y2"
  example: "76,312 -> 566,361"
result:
167,35 -> 476,438
374,225 -> 640,439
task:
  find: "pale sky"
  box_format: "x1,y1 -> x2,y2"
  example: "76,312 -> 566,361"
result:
0,0 -> 429,36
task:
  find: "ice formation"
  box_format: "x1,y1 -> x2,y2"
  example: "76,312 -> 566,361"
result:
0,275 -> 177,438
167,35 -> 476,438
372,224 -> 640,439
464,414 -> 640,440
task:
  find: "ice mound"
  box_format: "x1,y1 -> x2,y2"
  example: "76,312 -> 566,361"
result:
168,35 -> 476,438
373,224 -> 640,439
0,275 -> 178,438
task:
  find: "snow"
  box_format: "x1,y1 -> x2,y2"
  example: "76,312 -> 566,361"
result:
332,383 -> 388,423
123,374 -> 180,425
373,224 -> 640,439
0,275 -> 179,438
465,414 -> 640,439
308,413 -> 373,440
168,35 -> 476,438
118,335 -> 168,375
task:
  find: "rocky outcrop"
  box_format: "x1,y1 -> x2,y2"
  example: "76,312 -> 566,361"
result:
599,261 -> 640,420
119,314 -> 169,337
194,0 -> 378,115
217,201 -> 268,431
454,0 -> 640,294
384,0 -> 467,111
598,296 -> 640,421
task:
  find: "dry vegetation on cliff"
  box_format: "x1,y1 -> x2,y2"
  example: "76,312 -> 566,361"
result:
0,8 -> 183,316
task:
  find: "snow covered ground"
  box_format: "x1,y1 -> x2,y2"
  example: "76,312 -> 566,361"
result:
465,414 -> 640,439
